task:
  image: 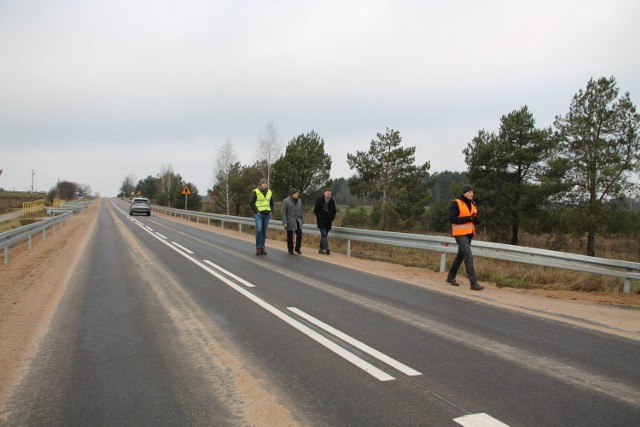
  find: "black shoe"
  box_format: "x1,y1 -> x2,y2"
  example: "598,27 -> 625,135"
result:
319,248 -> 327,254
295,249 -> 302,254
446,278 -> 460,286
261,247 -> 267,255
470,283 -> 484,291
256,247 -> 261,255
326,249 -> 330,255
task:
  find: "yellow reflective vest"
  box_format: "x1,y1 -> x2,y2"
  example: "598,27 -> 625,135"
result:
254,188 -> 272,212
451,198 -> 477,236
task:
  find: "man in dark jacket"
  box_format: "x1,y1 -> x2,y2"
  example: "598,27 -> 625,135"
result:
446,184 -> 483,290
313,188 -> 336,255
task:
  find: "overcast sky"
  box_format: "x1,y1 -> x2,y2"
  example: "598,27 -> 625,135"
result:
1,0 -> 638,197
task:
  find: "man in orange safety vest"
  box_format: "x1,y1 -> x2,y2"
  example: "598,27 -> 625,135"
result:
446,184 -> 484,291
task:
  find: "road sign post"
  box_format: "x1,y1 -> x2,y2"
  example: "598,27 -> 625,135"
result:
181,186 -> 191,210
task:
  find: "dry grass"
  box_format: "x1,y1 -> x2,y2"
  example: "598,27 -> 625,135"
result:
0,192 -> 44,214
0,218 -> 41,233
514,232 -> 640,262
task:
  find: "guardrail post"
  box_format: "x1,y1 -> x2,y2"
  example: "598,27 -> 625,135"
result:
623,278 -> 631,293
440,242 -> 449,273
4,247 -> 8,265
42,228 -> 46,241
439,253 -> 447,273
29,235 -> 32,250
347,239 -> 351,257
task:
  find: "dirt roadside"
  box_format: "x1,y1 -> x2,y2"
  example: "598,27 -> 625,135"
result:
1,200 -> 639,407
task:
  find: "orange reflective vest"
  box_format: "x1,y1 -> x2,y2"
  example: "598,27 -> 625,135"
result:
451,198 -> 477,236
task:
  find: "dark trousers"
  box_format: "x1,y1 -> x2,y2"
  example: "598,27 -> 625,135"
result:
287,226 -> 302,251
319,227 -> 330,251
448,235 -> 478,285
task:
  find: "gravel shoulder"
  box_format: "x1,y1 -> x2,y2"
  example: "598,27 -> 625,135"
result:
1,200 -> 639,408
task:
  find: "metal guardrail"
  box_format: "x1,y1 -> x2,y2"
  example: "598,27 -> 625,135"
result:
47,199 -> 93,216
151,205 -> 640,293
1,211 -> 73,265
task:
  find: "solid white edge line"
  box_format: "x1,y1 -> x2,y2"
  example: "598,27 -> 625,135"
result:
114,202 -> 395,381
203,260 -> 256,287
453,413 -> 510,427
288,307 -> 421,377
171,241 -> 194,254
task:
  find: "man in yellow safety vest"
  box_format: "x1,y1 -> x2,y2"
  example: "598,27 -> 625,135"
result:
249,178 -> 274,255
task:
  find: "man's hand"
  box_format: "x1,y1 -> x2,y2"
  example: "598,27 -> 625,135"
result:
471,213 -> 480,224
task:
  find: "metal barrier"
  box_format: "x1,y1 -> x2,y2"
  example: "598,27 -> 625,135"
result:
150,204 -> 640,293
22,199 -> 45,215
47,200 -> 92,216
0,211 -> 73,265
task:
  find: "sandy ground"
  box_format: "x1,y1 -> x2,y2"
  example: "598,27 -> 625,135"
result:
1,200 -> 639,410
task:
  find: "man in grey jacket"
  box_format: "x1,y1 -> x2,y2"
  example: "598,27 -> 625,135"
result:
282,188 -> 304,254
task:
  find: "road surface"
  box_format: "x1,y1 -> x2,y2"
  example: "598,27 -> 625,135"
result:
3,199 -> 639,426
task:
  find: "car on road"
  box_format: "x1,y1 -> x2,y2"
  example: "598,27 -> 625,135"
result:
129,197 -> 151,216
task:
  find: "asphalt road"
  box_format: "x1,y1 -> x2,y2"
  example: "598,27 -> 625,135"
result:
4,199 -> 640,426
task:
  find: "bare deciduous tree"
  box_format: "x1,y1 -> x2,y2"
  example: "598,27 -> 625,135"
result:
120,173 -> 136,197
256,122 -> 283,185
214,140 -> 237,215
159,163 -> 174,207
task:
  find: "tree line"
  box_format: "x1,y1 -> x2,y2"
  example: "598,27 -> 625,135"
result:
121,76 -> 640,257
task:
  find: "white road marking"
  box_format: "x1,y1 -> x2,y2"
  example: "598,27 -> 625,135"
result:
145,226 -> 154,231
288,307 -> 421,377
454,413 -> 510,426
155,232 -> 167,239
203,260 -> 255,287
113,203 -> 396,381
171,242 -> 194,254
180,254 -> 395,381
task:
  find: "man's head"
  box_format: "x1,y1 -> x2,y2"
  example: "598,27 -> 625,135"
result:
461,184 -> 474,199
259,178 -> 268,190
323,188 -> 332,198
290,187 -> 299,198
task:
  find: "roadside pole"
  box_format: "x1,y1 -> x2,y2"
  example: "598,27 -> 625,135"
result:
181,185 -> 191,210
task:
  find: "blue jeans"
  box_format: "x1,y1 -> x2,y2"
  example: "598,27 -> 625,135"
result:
255,212 -> 270,248
319,227 -> 329,251
448,235 -> 478,285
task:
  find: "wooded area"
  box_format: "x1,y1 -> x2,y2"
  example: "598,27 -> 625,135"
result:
121,76 -> 640,258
